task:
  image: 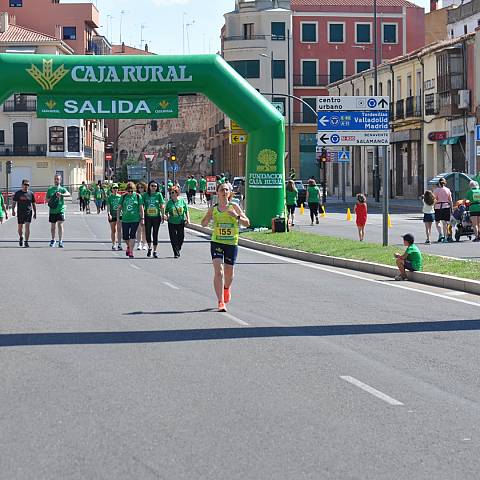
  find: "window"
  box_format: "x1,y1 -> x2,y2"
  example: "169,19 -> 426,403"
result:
301,23 -> 317,42
0,130 -> 4,144
9,0 -> 22,6
379,82 -> 383,95
302,97 -> 317,123
356,60 -> 371,73
301,60 -> 317,86
228,60 -> 260,78
63,26 -> 77,40
67,126 -> 80,152
383,24 -> 397,44
369,85 -> 373,96
356,23 -> 371,43
329,60 -> 344,83
464,25 -> 468,34
273,60 -> 285,79
49,126 -> 65,152
271,22 -> 285,40
329,23 -> 344,43
243,23 -> 254,40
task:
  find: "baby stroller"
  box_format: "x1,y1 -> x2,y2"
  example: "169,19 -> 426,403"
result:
453,202 -> 474,242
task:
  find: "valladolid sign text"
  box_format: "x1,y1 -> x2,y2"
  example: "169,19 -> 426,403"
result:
37,95 -> 178,119
0,54 -> 285,227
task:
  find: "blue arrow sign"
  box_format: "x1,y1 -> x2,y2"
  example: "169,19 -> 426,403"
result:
476,125 -> 480,141
318,110 -> 389,132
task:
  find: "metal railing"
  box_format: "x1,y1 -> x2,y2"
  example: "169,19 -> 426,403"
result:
0,144 -> 47,156
3,99 -> 37,112
424,93 -> 438,116
405,95 -> 422,118
293,74 -> 339,87
223,35 -> 268,41
395,99 -> 404,120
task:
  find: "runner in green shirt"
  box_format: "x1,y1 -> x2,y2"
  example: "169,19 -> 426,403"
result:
190,177 -> 198,205
285,179 -> 298,226
143,181 -> 165,258
107,184 -> 122,250
0,192 -> 8,223
165,187 -> 189,258
394,233 -> 423,280
199,175 -> 207,204
78,181 -> 87,212
306,179 -> 321,225
46,174 -> 70,248
118,181 -> 144,258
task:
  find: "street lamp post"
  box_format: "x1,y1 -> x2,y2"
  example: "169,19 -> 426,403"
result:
260,52 -> 274,101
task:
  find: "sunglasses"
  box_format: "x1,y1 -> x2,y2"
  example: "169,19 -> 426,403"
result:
126,189 -> 133,192
23,184 -> 30,186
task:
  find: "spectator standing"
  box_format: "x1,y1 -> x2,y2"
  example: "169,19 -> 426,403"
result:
433,178 -> 452,243
0,190 -> 8,224
422,190 -> 435,244
466,180 -> 480,241
354,194 -> 367,241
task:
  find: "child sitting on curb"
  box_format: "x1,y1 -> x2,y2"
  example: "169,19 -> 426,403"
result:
394,233 -> 423,281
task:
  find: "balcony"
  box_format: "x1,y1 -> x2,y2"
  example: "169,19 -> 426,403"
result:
293,75 -> 336,87
86,35 -> 112,55
3,98 -> 37,112
395,99 -> 404,120
223,35 -> 268,42
438,91 -> 462,117
0,144 -> 47,156
405,95 -> 422,118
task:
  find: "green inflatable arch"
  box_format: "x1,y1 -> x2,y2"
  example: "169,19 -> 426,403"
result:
0,53 -> 285,227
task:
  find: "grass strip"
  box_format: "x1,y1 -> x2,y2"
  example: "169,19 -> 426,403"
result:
189,208 -> 479,281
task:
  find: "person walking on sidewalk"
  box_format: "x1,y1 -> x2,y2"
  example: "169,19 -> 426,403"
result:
94,181 -> 105,215
0,190 -> 8,224
306,178 -> 321,225
78,181 -> 87,212
201,182 -> 250,312
189,176 -> 197,205
394,233 -> 423,281
422,190 -> 435,244
285,179 -> 298,226
354,193 -> 367,241
46,174 -> 70,248
199,175 -> 207,204
12,179 -> 36,247
433,178 -> 452,243
144,180 -> 165,258
466,180 -> 480,241
165,186 -> 189,258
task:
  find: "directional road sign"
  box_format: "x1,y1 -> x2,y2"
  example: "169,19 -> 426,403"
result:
230,133 -> 248,144
476,125 -> 480,141
317,96 -> 389,111
317,111 -> 389,131
272,101 -> 285,115
317,131 -> 390,146
169,162 -> 179,173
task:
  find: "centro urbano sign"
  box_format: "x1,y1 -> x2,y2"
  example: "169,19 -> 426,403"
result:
0,53 -> 285,227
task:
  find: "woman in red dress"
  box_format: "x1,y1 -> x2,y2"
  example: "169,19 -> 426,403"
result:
354,193 -> 368,241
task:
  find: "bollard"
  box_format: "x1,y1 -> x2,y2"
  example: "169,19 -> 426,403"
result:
321,205 -> 326,218
388,214 -> 392,228
346,208 -> 352,221
300,203 -> 305,215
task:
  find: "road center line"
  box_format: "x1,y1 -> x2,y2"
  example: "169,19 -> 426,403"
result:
130,264 -> 141,270
221,312 -> 250,326
340,375 -> 404,406
163,281 -> 179,290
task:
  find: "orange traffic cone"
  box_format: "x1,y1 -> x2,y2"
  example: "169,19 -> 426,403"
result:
346,208 -> 352,221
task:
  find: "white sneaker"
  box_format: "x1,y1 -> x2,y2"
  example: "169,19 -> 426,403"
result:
136,242 -> 142,251
142,244 -> 148,250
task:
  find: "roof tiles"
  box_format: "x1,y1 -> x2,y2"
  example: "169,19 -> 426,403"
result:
292,0 -> 421,8
0,24 -> 60,43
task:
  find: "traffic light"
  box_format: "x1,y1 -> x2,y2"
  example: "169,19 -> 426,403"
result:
6,160 -> 12,174
320,148 -> 327,162
150,120 -> 158,132
209,155 -> 214,165
170,146 -> 177,162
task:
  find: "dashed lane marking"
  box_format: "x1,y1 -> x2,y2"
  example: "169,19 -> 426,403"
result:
163,281 -> 179,290
340,375 -> 404,406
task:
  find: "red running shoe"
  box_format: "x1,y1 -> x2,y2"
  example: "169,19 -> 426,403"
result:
223,287 -> 231,304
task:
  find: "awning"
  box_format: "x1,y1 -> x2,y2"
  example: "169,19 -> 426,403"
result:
440,136 -> 460,145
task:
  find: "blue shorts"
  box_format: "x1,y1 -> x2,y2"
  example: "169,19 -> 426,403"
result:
404,260 -> 416,272
211,242 -> 238,266
423,213 -> 435,223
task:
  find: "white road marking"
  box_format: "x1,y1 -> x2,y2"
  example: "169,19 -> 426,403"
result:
163,281 -> 179,290
130,264 -> 141,270
221,312 -> 250,326
248,249 -> 480,308
444,291 -> 468,296
340,376 -> 404,406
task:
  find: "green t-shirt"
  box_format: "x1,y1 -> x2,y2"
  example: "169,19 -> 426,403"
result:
307,186 -> 320,203
190,178 -> 198,191
94,187 -> 104,200
166,198 -> 188,224
46,185 -> 69,214
143,192 -> 165,217
199,178 -> 207,191
286,189 -> 298,206
0,193 -> 5,218
120,193 -> 143,223
83,188 -> 91,200
107,193 -> 122,217
466,188 -> 480,214
406,244 -> 423,271
167,181 -> 174,189
79,185 -> 86,197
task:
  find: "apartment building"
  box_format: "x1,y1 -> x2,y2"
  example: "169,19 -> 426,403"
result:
0,12 -> 101,190
328,32 -> 476,199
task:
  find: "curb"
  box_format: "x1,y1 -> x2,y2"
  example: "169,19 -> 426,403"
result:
187,223 -> 480,296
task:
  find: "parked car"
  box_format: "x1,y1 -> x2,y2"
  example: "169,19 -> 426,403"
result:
286,180 -> 306,206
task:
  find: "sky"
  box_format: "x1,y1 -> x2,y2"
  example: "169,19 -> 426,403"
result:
64,0 -> 430,55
